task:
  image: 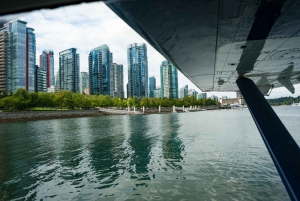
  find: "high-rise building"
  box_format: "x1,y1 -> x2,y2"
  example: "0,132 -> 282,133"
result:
59,48 -> 80,92
154,87 -> 161,98
188,89 -> 198,97
194,91 -> 198,98
80,72 -> 89,94
0,31 -> 10,92
160,60 -> 178,98
198,93 -> 207,100
127,43 -> 148,98
210,95 -> 218,101
35,65 -> 46,92
88,44 -> 114,96
55,71 -> 59,87
26,28 -> 36,92
180,85 -> 188,99
113,63 -> 124,98
40,50 -> 54,88
126,83 -> 128,98
222,95 -> 228,100
0,20 -> 36,93
149,76 -> 156,98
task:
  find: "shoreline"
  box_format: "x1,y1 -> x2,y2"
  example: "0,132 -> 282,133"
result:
0,108 -> 217,123
0,112 -> 109,123
0,110 -> 175,123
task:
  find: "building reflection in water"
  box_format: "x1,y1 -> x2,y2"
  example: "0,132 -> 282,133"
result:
54,118 -> 86,182
128,115 -> 153,183
88,116 -> 127,194
161,114 -> 184,171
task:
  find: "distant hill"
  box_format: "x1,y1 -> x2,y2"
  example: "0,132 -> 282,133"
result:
267,96 -> 300,106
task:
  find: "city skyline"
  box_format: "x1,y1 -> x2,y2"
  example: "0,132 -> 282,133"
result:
1,2 -> 300,98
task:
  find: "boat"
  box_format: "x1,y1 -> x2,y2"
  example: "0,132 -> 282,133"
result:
230,102 -> 242,108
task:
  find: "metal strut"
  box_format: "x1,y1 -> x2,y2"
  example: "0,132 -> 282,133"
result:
236,77 -> 300,201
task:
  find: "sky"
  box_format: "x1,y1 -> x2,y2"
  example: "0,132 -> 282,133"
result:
1,1 -> 300,99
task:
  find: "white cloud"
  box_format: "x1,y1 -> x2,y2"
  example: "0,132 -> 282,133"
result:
1,2 -> 299,98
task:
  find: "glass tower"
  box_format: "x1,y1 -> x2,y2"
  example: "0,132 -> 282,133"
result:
113,63 -> 124,98
80,72 -> 89,94
0,20 -> 36,93
160,60 -> 178,98
0,31 -> 10,92
88,44 -> 114,96
55,71 -> 59,87
180,85 -> 188,99
188,89 -> 198,98
40,50 -> 54,88
59,48 -> 80,92
35,65 -> 46,92
149,76 -> 156,98
26,27 -> 36,92
198,93 -> 207,100
154,87 -> 161,98
127,43 -> 148,98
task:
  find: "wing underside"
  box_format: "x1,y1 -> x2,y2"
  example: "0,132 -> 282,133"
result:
106,0 -> 300,95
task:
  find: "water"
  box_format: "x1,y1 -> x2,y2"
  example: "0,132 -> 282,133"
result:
0,107 -> 299,200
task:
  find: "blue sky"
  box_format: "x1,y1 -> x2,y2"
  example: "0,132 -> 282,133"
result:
1,1 -> 299,99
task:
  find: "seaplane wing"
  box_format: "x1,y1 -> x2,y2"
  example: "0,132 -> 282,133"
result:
1,0 -> 300,95
104,0 -> 300,95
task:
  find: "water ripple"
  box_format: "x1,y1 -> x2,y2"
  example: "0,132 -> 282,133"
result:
0,110 -> 296,200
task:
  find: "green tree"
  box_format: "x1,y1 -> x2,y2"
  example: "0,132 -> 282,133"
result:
73,92 -> 85,108
183,96 -> 191,106
98,95 -> 112,107
54,90 -> 74,109
205,98 -> 216,106
132,96 -> 140,107
28,92 -> 38,109
37,92 -> 54,108
81,95 -> 92,109
190,95 -> 197,106
0,96 -> 15,110
140,97 -> 150,107
127,97 -> 133,107
12,88 -> 30,110
89,95 -> 99,107
121,100 -> 127,108
112,97 -> 120,107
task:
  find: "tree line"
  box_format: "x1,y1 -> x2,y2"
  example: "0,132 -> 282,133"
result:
267,96 -> 300,106
0,88 -> 218,111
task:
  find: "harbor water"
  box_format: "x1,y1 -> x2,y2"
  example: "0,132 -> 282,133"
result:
1,106 -> 299,200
